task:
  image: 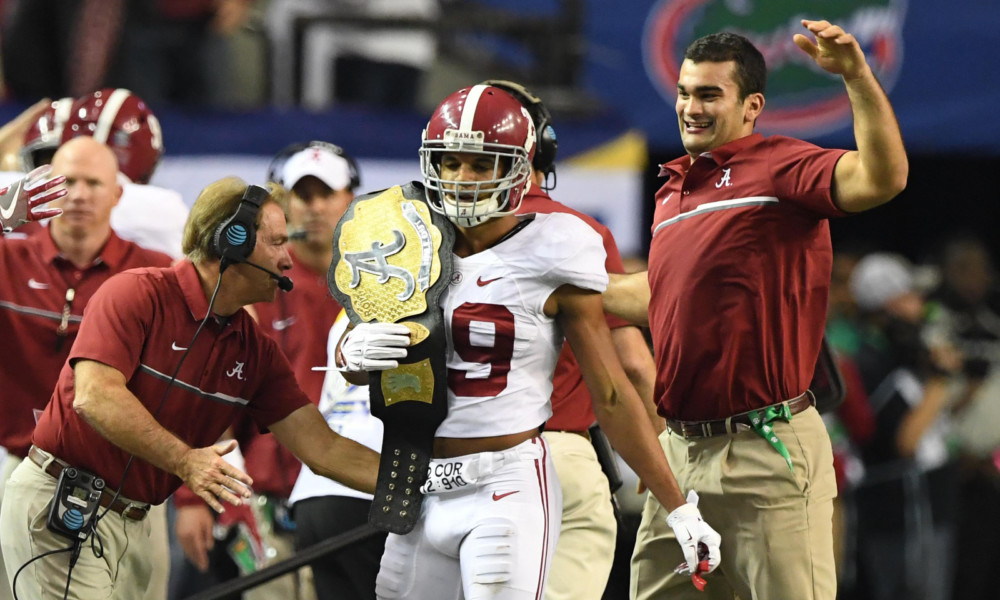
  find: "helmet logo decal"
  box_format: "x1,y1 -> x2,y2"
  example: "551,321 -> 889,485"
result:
443,129 -> 485,151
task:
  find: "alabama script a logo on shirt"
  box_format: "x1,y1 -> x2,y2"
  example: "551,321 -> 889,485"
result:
715,168 -> 732,189
226,361 -> 246,381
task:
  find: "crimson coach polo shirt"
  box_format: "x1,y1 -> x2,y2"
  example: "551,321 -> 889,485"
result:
648,134 -> 847,421
0,229 -> 171,457
32,260 -> 310,505
519,188 -> 632,432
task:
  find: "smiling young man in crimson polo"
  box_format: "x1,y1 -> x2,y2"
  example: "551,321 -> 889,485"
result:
604,19 -> 908,600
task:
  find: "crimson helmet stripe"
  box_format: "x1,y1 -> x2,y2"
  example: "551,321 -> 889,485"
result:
147,113 -> 164,151
459,85 -> 490,132
93,89 -> 133,144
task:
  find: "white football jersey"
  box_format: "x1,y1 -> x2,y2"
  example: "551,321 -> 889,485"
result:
435,212 -> 608,438
112,180 -> 189,259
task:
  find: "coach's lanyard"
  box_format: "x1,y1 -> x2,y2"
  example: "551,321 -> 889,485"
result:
746,403 -> 794,473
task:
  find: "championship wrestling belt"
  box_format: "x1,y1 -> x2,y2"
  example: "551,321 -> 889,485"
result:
328,182 -> 454,534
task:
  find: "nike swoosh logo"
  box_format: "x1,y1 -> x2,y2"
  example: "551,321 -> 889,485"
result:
272,317 -> 297,331
27,278 -> 50,290
0,182 -> 20,220
171,342 -> 188,351
477,276 -> 502,287
492,491 -> 519,501
661,191 -> 674,205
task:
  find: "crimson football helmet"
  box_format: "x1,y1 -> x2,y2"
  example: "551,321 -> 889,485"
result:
61,88 -> 164,184
420,85 -> 536,227
19,97 -> 75,173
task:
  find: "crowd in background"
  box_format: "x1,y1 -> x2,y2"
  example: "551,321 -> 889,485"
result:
0,0 -> 439,112
823,237 -> 1000,600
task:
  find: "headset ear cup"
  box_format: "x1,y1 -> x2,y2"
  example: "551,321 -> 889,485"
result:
213,185 -> 268,267
478,79 -> 557,177
534,120 -> 557,176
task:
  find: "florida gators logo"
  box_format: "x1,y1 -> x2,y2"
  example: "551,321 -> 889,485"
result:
642,0 -> 907,136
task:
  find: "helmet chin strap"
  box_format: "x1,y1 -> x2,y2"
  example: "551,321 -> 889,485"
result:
444,187 -> 504,228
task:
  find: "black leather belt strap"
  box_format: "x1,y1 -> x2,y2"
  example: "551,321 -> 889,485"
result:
665,392 -> 814,440
28,445 -> 149,521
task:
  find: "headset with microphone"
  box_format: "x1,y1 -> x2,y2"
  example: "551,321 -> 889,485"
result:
480,79 -> 559,190
212,184 -> 294,292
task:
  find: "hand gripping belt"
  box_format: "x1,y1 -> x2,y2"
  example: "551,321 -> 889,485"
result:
329,181 -> 455,534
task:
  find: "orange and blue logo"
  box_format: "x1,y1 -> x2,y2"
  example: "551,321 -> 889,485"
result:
642,0 -> 907,136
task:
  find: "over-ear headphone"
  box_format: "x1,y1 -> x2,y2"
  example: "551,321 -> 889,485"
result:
480,79 -> 558,185
213,184 -> 270,270
266,140 -> 361,190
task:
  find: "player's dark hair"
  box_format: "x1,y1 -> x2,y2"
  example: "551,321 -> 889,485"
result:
684,32 -> 767,99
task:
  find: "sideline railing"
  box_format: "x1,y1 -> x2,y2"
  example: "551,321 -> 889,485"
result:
183,524 -> 381,600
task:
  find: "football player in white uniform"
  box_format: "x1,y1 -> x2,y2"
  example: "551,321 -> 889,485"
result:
338,85 -> 722,599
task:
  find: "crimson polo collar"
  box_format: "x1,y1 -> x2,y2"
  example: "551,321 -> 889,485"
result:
174,259 -> 248,339
658,133 -> 765,178
32,227 -> 133,270
175,259 -> 214,322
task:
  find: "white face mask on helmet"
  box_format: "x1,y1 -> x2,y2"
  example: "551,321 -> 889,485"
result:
420,85 -> 536,228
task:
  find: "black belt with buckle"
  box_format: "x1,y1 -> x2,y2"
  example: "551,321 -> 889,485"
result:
665,392 -> 814,440
28,445 -> 150,521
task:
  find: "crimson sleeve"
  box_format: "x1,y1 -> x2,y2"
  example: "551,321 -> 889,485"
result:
767,136 -> 848,219
243,331 -> 311,432
68,271 -> 154,378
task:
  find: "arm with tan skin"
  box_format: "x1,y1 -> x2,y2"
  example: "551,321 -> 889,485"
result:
554,285 -> 682,511
896,343 -> 963,457
603,271 -> 652,326
793,19 -> 908,213
73,360 -> 253,512
269,403 -> 379,495
556,285 -> 721,572
611,325 -> 663,435
610,324 -> 665,494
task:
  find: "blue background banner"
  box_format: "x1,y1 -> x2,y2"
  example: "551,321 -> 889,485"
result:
587,0 -> 1000,154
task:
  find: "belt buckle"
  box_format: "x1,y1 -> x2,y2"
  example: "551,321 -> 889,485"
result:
122,501 -> 145,520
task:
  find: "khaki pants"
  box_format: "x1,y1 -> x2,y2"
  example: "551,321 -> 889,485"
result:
0,453 -> 22,600
631,406 -> 838,600
144,503 -> 170,600
542,431 -> 616,600
0,456 -> 154,599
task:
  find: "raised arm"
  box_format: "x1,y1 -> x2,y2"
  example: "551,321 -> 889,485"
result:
73,359 -> 253,511
603,271 -> 652,326
794,19 -> 908,213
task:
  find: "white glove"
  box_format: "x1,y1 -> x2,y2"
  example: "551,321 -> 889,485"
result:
666,490 -> 722,575
339,322 -> 410,371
